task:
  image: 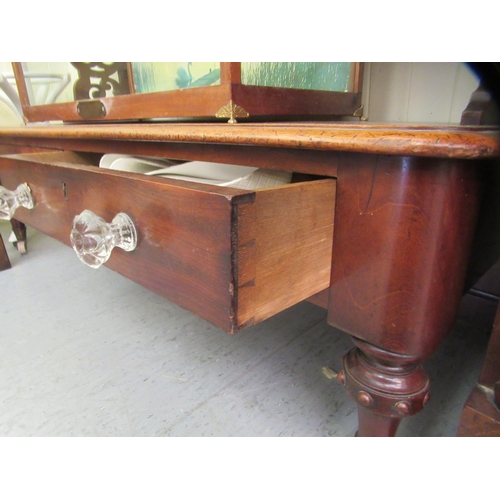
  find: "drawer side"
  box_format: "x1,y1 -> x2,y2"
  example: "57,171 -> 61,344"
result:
234,179 -> 336,330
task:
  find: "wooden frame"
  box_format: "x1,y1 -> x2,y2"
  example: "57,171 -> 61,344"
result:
11,62 -> 364,124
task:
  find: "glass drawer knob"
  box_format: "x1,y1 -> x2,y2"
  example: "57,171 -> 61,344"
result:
70,209 -> 137,269
0,183 -> 34,220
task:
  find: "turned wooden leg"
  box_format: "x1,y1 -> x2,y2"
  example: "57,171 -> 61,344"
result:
11,219 -> 27,254
0,232 -> 11,271
337,338 -> 430,437
327,154 -> 481,436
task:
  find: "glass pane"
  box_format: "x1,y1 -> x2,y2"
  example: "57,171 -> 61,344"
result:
0,62 -> 23,124
241,62 -> 352,92
21,62 -> 132,105
131,62 -> 221,93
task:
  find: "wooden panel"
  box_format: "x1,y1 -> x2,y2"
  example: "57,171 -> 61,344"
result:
235,179 -> 336,329
21,84 -> 234,123
230,85 -> 362,118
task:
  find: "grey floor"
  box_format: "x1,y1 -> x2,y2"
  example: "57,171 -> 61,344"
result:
0,220 -> 491,437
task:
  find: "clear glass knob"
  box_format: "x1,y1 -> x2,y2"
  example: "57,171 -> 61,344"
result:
0,183 -> 34,220
70,210 -> 137,269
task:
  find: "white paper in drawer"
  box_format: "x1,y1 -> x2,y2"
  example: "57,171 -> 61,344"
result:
100,155 -> 292,190
218,168 -> 292,189
99,154 -> 180,173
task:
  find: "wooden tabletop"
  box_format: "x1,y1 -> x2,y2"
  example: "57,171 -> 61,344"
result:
0,122 -> 499,159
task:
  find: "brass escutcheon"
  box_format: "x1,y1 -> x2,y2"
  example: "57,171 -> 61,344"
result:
77,100 -> 106,119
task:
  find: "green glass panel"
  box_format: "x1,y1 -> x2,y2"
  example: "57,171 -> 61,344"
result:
241,62 -> 352,92
131,62 -> 221,93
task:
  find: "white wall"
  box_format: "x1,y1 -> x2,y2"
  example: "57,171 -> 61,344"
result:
361,62 -> 480,124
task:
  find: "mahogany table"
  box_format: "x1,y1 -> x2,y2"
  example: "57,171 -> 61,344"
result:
1,122 -> 499,436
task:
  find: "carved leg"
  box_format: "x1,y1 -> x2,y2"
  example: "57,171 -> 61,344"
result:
0,232 -> 11,271
338,338 -> 430,437
11,219 -> 27,254
327,153 -> 482,436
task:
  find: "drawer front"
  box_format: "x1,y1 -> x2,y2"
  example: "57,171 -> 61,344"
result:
0,152 -> 336,332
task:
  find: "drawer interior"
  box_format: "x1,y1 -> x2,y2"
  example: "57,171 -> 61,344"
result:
0,151 -> 336,332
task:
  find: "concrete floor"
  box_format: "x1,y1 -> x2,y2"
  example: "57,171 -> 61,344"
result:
0,220 -> 491,436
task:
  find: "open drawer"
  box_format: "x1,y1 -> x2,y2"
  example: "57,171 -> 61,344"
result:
0,151 -> 336,332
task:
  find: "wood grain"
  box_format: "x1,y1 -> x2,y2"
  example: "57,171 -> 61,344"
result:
0,152 -> 335,332
234,179 -> 336,329
328,153 -> 481,357
0,233 -> 11,271
458,302 -> 500,436
457,387 -> 500,436
0,122 -> 498,159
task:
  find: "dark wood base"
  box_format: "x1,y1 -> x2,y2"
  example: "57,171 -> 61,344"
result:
458,299 -> 500,436
0,233 -> 11,271
338,338 -> 430,437
11,219 -> 27,254
356,406 -> 402,437
458,387 -> 500,436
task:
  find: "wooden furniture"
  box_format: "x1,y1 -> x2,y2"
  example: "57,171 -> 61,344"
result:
10,62 -> 363,123
458,300 -> 500,436
452,76 -> 500,436
1,122 -> 498,436
0,228 -> 10,271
